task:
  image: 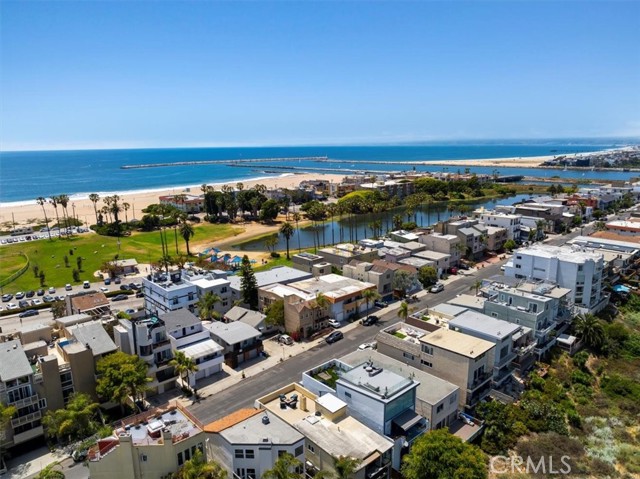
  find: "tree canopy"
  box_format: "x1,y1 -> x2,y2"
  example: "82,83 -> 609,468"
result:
402,429 -> 487,479
96,351 -> 151,413
265,299 -> 285,329
42,392 -> 99,444
240,255 -> 259,310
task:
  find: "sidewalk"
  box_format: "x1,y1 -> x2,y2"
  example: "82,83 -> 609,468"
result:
4,445 -> 71,479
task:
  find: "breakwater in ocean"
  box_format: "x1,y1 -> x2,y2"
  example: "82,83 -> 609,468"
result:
120,156 -> 329,169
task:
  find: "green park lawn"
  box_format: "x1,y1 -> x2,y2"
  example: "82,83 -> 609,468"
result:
0,223 -> 242,292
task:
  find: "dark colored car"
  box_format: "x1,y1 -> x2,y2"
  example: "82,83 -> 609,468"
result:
458,263 -> 470,270
43,295 -> 55,303
111,294 -> 128,301
374,300 -> 388,308
114,277 -> 121,284
361,315 -> 379,326
135,291 -> 144,298
18,300 -> 29,309
104,277 -> 111,285
128,283 -> 140,290
120,285 -> 131,291
19,309 -> 39,318
26,290 -> 35,298
325,331 -> 344,344
37,289 -> 45,296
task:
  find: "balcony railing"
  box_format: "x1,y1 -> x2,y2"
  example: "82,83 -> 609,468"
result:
9,393 -> 39,409
11,410 -> 41,428
469,372 -> 492,390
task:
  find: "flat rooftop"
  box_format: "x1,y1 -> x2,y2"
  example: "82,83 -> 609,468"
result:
114,405 -> 201,447
516,244 -> 603,263
214,409 -> 304,445
447,294 -> 486,311
260,283 -> 315,301
229,266 -> 312,290
0,340 -> 32,382
287,274 -> 375,301
449,310 -> 521,341
340,350 -> 459,406
338,361 -> 416,401
421,328 -> 494,359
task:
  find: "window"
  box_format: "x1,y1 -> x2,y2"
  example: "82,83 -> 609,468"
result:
221,287 -> 228,293
278,450 -> 287,458
247,469 -> 256,479
188,293 -> 194,301
38,398 -> 47,409
421,359 -> 432,368
449,393 -> 457,404
178,452 -> 184,466
436,404 -> 444,413
140,454 -> 148,462
491,312 -> 498,318
235,449 -> 244,459
295,445 -> 304,457
307,444 -> 315,453
403,352 -> 415,360
344,392 -> 351,398
245,449 -> 255,459
422,345 -> 433,355
530,303 -> 538,313
184,448 -> 191,461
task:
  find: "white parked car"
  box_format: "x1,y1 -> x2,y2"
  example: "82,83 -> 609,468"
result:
100,287 -> 109,293
430,283 -> 445,293
7,303 -> 18,310
31,299 -> 42,306
358,342 -> 377,351
328,319 -> 341,328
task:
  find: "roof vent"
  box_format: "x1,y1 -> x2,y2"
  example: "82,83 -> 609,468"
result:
262,414 -> 270,425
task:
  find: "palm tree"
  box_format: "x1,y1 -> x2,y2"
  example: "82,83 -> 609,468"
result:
49,196 -> 61,235
279,222 -> 295,259
58,194 -> 70,237
334,455 -> 362,479
362,288 -> 381,315
122,202 -> 131,223
36,197 -> 52,240
470,279 -> 482,296
573,313 -> 605,350
89,193 -> 100,225
398,301 -> 409,322
197,291 -> 221,320
292,212 -> 302,252
262,452 -> 302,479
174,449 -> 226,479
169,350 -> 198,390
179,220 -> 195,256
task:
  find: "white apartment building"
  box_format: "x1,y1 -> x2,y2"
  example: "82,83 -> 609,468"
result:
418,233 -> 462,266
474,209 -> 522,240
143,271 -> 198,316
504,244 -> 607,313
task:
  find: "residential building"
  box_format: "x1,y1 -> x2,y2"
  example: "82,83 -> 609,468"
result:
256,383 -> 393,479
159,193 -> 205,213
339,350 -> 459,432
187,270 -> 232,315
88,402 -> 206,479
388,230 -> 422,243
371,260 -> 422,296
376,324 -> 494,409
142,270 -> 198,316
228,267 -> 312,303
412,251 -> 450,277
292,252 -> 326,273
568,235 -> 640,281
281,274 -> 377,337
359,179 -> 416,199
485,225 -> 508,252
448,311 -> 521,387
504,244 -> 607,313
65,291 -> 110,317
342,260 -> 394,300
605,219 -> 640,237
317,244 -> 379,270
204,408 -> 305,479
223,306 -> 269,334
513,203 -> 568,233
434,219 -> 489,259
398,257 -> 434,269
418,233 -> 462,266
473,209 -> 522,240
204,321 -> 263,368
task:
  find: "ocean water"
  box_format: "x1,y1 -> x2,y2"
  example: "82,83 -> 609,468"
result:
0,141 -> 637,204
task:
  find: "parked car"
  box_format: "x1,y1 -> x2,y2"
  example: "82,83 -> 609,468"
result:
358,341 -> 377,351
104,277 -> 111,285
448,267 -> 458,275
31,299 -> 42,306
18,300 -> 29,309
1,294 -> 12,302
48,287 -> 56,294
325,331 -> 344,344
278,334 -> 294,345
111,294 -> 128,301
430,283 -> 445,293
374,300 -> 388,308
327,319 -> 341,328
114,277 -> 121,284
26,290 -> 35,298
43,295 -> 55,303
458,263 -> 470,270
71,448 -> 88,463
83,281 -> 90,289
19,309 -> 39,318
361,315 -> 379,326
128,283 -> 140,290
36,289 -> 45,296
7,303 -> 19,310
65,284 -> 72,291
135,291 -> 144,298
15,291 -> 25,299
120,285 -> 131,291
100,287 -> 109,293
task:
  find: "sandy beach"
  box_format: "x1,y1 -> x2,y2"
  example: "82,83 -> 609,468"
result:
0,173 -> 346,227
417,155 -> 551,168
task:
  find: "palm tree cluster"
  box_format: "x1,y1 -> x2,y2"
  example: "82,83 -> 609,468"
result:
169,350 -> 199,391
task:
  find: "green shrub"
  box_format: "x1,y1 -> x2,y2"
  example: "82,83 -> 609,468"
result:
601,374 -> 640,400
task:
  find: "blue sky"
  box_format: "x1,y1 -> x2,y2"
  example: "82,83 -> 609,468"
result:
1,1 -> 639,150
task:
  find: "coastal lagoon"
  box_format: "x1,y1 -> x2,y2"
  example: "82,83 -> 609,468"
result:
1,142 -> 636,204
235,193 -> 535,252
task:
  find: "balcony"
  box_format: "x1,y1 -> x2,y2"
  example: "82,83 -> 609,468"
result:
9,393 -> 39,409
469,371 -> 492,391
12,425 -> 44,445
11,410 -> 42,428
535,321 -> 557,340
495,350 -> 517,368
